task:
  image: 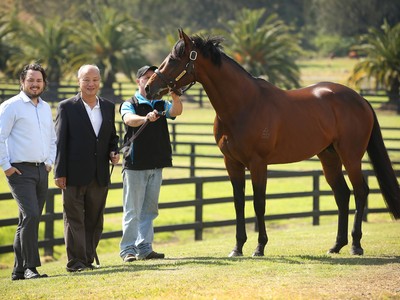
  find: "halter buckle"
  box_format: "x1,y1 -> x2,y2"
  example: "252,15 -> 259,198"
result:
189,51 -> 197,61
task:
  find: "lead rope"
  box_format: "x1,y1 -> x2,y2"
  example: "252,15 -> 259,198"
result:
109,118 -> 151,181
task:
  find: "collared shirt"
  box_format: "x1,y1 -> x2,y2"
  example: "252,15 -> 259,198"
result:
0,91 -> 57,171
120,91 -> 173,119
82,96 -> 102,136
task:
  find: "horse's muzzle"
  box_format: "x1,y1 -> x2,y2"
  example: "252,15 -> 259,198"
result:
145,84 -> 169,100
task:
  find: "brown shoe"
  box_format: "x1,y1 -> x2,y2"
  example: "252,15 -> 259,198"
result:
123,253 -> 136,262
66,261 -> 87,272
144,251 -> 165,260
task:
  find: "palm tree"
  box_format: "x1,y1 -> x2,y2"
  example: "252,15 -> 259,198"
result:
220,8 -> 302,89
0,13 -> 20,76
6,16 -> 73,100
69,6 -> 148,100
349,20 -> 400,111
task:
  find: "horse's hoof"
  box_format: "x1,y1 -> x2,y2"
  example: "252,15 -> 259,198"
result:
252,251 -> 264,257
228,250 -> 243,257
327,248 -> 340,254
350,246 -> 364,256
327,241 -> 348,254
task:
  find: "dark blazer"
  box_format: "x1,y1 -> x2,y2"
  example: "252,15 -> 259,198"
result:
54,94 -> 119,187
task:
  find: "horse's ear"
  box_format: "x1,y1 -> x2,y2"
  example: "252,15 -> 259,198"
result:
178,29 -> 192,52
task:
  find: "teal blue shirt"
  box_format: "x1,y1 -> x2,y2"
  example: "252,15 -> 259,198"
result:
120,91 -> 174,119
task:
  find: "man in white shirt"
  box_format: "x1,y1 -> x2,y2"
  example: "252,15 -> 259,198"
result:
0,63 -> 56,280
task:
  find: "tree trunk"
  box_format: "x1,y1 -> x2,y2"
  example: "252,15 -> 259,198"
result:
101,72 -> 118,103
386,77 -> 400,114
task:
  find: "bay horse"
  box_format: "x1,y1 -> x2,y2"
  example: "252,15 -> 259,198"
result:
145,29 -> 400,257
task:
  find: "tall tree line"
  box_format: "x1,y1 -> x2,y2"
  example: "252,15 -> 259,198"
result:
2,0 -> 400,57
0,0 -> 399,103
7,0 -> 400,37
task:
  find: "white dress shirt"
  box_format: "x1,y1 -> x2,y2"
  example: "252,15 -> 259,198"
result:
0,91 -> 57,171
82,97 -> 102,136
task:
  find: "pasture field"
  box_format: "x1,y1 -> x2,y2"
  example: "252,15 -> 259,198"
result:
0,58 -> 399,299
0,222 -> 399,299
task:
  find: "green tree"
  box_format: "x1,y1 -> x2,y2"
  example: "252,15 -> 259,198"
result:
6,16 -> 73,99
349,20 -> 400,111
220,8 -> 301,89
308,0 -> 400,37
68,6 -> 148,100
0,14 -> 19,76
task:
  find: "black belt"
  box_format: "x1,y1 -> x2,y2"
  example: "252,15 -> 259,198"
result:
14,162 -> 45,167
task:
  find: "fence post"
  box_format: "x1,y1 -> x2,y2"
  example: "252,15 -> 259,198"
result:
199,88 -> 203,108
397,97 -> 400,115
190,144 -> 196,177
44,191 -> 55,257
312,172 -> 320,226
170,124 -> 177,152
363,174 -> 369,222
195,179 -> 203,240
116,82 -> 122,99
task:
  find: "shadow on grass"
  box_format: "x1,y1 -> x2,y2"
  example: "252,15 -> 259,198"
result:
48,254 -> 400,278
167,254 -> 400,266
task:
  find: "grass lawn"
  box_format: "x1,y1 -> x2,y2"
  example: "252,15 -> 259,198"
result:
0,221 -> 399,299
0,57 -> 399,299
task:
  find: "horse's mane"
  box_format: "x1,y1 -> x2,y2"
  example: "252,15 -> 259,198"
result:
172,35 -> 223,66
172,34 -> 253,77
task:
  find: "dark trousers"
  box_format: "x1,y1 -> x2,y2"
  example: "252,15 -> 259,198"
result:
62,179 -> 108,267
7,164 -> 48,273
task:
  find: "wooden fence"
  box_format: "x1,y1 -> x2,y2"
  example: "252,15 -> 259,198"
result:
0,81 -> 209,107
0,169 -> 398,256
0,121 -> 399,256
1,81 -> 396,110
0,83 -> 399,256
120,121 -> 400,176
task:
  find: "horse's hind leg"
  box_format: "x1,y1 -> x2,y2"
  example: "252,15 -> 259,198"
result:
318,150 -> 351,253
342,161 -> 369,255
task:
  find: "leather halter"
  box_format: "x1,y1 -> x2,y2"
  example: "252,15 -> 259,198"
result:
155,46 -> 197,96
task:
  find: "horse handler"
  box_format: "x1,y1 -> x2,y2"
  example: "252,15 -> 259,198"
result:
119,65 -> 182,262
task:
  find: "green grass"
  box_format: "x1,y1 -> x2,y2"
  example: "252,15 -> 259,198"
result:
0,57 -> 399,298
0,222 -> 399,299
298,57 -> 359,86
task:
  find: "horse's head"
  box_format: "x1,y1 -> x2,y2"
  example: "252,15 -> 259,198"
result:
145,29 -> 198,99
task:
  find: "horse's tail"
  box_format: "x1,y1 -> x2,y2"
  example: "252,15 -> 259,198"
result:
367,108 -> 400,219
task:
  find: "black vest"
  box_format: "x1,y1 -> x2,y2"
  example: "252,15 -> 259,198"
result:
121,96 -> 173,170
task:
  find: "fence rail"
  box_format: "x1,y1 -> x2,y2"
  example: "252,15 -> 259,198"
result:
0,81 -> 209,106
1,81 -> 397,110
0,169 -> 398,256
0,83 -> 399,256
143,122 -> 400,176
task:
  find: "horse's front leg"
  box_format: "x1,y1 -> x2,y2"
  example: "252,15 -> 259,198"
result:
250,164 -> 268,256
225,158 -> 246,257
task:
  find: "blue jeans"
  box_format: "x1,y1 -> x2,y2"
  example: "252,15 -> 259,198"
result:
119,168 -> 162,259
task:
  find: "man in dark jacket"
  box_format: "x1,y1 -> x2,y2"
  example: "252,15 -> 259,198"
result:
54,64 -> 119,272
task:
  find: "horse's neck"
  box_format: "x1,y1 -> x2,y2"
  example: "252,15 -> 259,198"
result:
198,58 -> 259,118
